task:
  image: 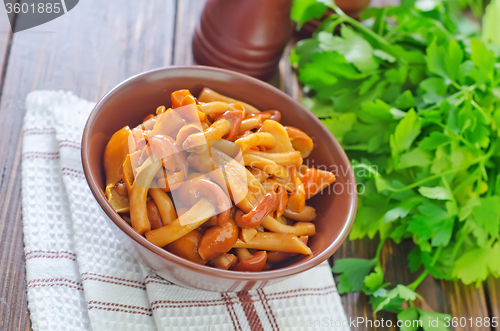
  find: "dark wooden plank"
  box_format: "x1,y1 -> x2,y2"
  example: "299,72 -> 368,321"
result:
0,4 -> 13,91
0,1 -> 176,330
0,5 -> 18,331
487,277 -> 500,331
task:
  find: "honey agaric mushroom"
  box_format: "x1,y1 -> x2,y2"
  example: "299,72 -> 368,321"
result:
242,153 -> 289,179
104,126 -> 133,212
146,199 -> 163,230
105,181 -> 130,213
258,120 -> 294,153
176,123 -> 203,147
198,217 -> 239,261
104,126 -> 132,188
299,167 -> 336,199
287,166 -> 306,214
166,230 -> 206,265
233,232 -> 311,255
149,134 -> 188,192
145,198 -> 216,247
199,101 -> 232,115
284,126 -> 314,158
148,188 -> 177,225
238,116 -> 262,134
182,119 -> 231,153
209,253 -> 238,270
266,236 -> 309,264
233,251 -> 267,272
176,177 -> 232,226
198,87 -> 261,114
283,206 -> 316,222
234,192 -> 279,229
128,157 -> 162,235
189,148 -> 314,237
244,150 -> 303,167
235,132 -> 276,153
213,110 -> 243,142
240,228 -> 258,243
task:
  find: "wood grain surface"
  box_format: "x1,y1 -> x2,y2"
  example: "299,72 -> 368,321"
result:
0,1 -> 176,330
0,0 -> 498,330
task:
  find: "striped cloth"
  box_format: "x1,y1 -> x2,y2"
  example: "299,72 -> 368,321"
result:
21,90 -> 350,331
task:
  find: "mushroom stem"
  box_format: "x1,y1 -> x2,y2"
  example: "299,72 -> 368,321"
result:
233,233 -> 311,255
145,198 -> 215,247
129,158 -> 162,235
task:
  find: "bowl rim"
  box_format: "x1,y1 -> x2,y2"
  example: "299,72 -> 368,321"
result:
81,65 -> 357,282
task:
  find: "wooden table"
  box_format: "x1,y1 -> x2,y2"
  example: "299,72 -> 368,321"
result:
0,1 -> 498,330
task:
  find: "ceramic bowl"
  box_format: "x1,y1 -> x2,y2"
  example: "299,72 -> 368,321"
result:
81,66 -> 357,292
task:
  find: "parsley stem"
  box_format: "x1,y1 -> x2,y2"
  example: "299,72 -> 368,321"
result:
427,120 -> 476,150
452,167 -> 481,194
343,144 -> 369,151
354,151 -> 492,194
409,270 -> 429,291
471,99 -> 491,125
408,246 -> 441,291
451,223 -> 469,260
377,7 -> 388,36
431,246 -> 443,266
393,165 -> 473,193
451,80 -> 462,91
375,238 -> 386,261
330,6 -> 405,64
419,84 -> 476,113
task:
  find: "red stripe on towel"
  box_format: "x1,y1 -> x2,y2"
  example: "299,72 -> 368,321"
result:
237,291 -> 265,331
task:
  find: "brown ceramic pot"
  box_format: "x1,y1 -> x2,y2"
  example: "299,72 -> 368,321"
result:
192,0 -> 293,81
336,0 -> 371,17
81,66 -> 357,292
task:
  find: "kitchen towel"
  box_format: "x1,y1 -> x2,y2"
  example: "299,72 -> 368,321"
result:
21,90 -> 350,331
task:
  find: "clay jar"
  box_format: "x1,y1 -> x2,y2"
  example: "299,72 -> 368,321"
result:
192,0 -> 293,81
336,0 -> 371,17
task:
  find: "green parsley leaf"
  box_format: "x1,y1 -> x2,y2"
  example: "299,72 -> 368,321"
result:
420,310 -> 451,331
452,246 -> 495,284
392,109 -> 422,154
426,38 -> 463,83
322,113 -> 358,143
398,148 -> 432,169
290,0 -> 328,29
318,26 -> 379,72
332,258 -> 377,294
301,97 -> 336,118
363,265 -> 385,294
398,308 -> 421,331
419,132 -> 453,150
483,0 -> 500,46
418,186 -> 453,200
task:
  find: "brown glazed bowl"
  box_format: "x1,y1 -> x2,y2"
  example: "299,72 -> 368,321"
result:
81,66 -> 357,292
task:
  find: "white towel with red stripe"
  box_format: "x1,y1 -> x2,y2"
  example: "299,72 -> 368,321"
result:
21,90 -> 350,331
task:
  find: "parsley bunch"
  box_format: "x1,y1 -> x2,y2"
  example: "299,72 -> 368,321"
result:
291,0 -> 500,327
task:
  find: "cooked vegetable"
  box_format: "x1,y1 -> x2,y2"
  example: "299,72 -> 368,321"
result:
104,88 -> 336,271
